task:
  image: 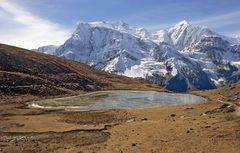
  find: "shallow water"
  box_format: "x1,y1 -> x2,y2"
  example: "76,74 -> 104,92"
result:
28,90 -> 207,111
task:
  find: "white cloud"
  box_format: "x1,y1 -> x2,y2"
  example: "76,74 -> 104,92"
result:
192,11 -> 240,25
223,30 -> 240,38
145,10 -> 240,37
0,0 -> 71,49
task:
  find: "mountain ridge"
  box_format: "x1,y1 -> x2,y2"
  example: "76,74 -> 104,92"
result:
34,20 -> 240,91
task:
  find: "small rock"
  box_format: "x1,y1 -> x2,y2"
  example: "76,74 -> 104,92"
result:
170,114 -> 176,117
200,113 -> 207,116
205,125 -> 211,128
160,139 -> 168,142
226,108 -> 236,113
219,104 -> 230,109
180,115 -> 185,119
141,118 -> 148,121
186,130 -> 190,133
132,143 -> 136,146
104,125 -> 112,130
185,107 -> 194,110
126,119 -> 135,123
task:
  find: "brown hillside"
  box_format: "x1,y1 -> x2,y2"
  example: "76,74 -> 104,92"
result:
0,44 -> 163,103
192,82 -> 240,106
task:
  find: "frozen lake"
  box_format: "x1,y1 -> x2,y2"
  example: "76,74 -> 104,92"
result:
28,90 -> 207,111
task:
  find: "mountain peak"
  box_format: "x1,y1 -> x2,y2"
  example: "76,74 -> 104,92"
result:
36,20 -> 240,92
116,20 -> 129,26
175,20 -> 191,27
77,21 -> 109,28
76,21 -> 131,32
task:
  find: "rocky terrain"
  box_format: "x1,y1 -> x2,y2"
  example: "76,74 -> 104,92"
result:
0,83 -> 239,153
0,43 -> 163,103
0,43 -> 239,153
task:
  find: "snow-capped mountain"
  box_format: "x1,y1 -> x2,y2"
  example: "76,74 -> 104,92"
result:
33,45 -> 59,55
35,20 -> 240,92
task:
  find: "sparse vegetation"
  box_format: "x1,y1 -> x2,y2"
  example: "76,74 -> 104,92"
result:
0,44 -> 164,103
192,82 -> 240,106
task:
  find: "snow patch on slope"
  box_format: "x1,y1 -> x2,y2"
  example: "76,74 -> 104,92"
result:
35,20 -> 240,91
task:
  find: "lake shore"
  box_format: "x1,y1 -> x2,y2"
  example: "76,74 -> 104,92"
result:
27,90 -> 207,111
0,92 -> 239,153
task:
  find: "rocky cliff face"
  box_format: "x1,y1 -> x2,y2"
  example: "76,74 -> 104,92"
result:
36,21 -> 240,92
32,45 -> 59,55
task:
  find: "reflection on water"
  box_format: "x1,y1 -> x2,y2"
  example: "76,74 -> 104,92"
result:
28,90 -> 207,111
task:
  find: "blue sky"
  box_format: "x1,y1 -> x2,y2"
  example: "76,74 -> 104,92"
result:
0,0 -> 240,48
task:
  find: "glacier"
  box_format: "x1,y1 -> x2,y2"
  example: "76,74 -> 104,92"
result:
34,20 -> 240,92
